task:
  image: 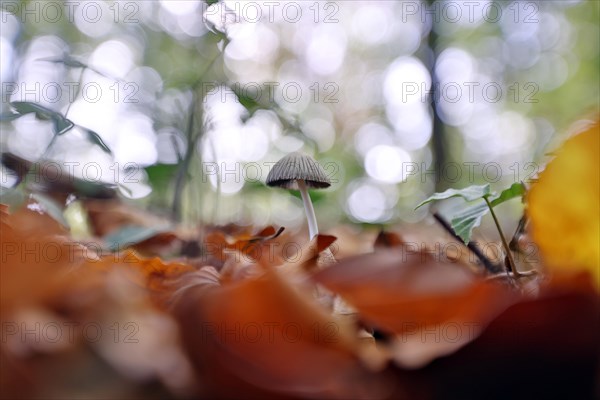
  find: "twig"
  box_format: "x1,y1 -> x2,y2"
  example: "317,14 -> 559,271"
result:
171,53 -> 221,222
433,212 -> 502,274
486,270 -> 537,281
208,136 -> 220,223
172,91 -> 196,221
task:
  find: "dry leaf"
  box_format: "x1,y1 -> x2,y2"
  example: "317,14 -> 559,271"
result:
528,119 -> 600,287
173,267 -> 392,399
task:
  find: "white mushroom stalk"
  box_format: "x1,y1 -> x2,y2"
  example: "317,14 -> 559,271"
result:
297,179 -> 318,239
266,152 -> 331,240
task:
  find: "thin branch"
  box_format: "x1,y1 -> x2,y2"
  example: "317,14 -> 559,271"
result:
171,52 -> 221,222
433,212 -> 502,274
64,67 -> 85,118
172,91 -> 197,221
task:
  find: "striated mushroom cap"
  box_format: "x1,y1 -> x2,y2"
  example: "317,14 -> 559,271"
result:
266,152 -> 331,190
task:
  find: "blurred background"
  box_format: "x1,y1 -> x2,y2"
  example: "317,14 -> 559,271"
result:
1,0 -> 598,235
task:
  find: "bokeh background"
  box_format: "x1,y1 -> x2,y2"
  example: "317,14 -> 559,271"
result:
1,0 -> 599,235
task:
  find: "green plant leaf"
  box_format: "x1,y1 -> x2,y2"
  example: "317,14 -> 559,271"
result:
72,179 -> 117,199
11,101 -> 56,118
104,224 -> 171,252
55,118 -> 75,135
450,201 -> 489,244
231,85 -> 261,112
415,182 -> 526,244
38,55 -> 87,69
80,127 -> 112,154
37,55 -> 109,78
0,113 -> 21,121
490,182 -> 526,207
145,163 -> 179,188
415,184 -> 493,210
10,101 -> 74,136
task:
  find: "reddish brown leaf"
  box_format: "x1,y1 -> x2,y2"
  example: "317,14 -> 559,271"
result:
374,230 -> 406,249
313,249 -> 515,337
413,272 -> 599,399
174,268 -> 392,399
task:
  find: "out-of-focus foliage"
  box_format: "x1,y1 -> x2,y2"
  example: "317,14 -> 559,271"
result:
1,0 -> 599,234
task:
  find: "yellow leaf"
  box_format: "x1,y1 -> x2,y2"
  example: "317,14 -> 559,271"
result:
528,119 -> 600,287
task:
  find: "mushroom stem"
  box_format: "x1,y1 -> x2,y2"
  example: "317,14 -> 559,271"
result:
297,179 -> 319,239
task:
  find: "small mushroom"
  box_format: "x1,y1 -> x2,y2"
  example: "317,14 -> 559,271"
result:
266,152 -> 331,239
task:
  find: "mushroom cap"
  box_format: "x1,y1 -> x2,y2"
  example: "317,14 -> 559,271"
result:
266,152 -> 331,190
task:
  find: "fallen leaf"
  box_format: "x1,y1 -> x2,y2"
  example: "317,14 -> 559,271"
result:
313,249 -> 517,367
415,272 -> 599,399
374,230 -> 406,249
528,119 -> 600,287
173,267 -> 392,399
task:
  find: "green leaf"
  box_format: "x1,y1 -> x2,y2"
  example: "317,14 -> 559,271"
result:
11,101 -> 55,118
10,101 -> 74,136
145,163 -> 179,188
414,182 -> 525,244
54,118 -> 75,135
37,55 -> 109,78
104,225 -> 171,252
491,182 -> 526,207
38,55 -> 87,69
72,179 -> 117,199
450,201 -> 490,244
0,113 -> 21,121
29,193 -> 69,229
415,184 -> 493,210
231,85 -> 261,113
80,127 -> 112,154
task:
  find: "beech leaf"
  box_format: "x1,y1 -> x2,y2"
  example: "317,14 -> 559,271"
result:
491,182 -> 526,207
450,201 -> 489,244
80,126 -> 112,154
415,184 -> 493,210
10,101 -> 74,135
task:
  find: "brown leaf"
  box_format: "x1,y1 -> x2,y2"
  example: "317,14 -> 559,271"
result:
202,225 -> 289,268
414,272 -> 599,399
84,199 -> 171,237
313,249 -> 516,367
374,230 -> 406,249
174,267 -> 392,399
0,208 -> 190,398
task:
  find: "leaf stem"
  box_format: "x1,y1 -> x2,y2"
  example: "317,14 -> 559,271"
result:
484,196 -> 520,278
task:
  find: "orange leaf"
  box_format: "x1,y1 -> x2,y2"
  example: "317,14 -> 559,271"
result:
174,268 -> 391,399
313,250 -> 515,335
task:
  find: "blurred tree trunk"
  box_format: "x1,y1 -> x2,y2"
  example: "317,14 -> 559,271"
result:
427,0 -> 448,193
